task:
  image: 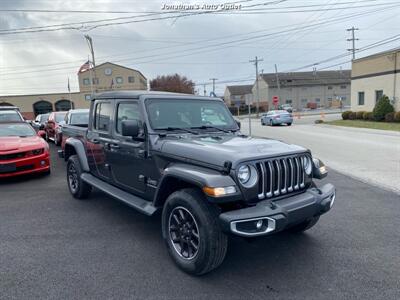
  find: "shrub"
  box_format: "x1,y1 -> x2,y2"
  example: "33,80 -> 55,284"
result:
385,112 -> 395,122
394,112 -> 400,122
348,112 -> 357,120
356,111 -> 366,120
366,112 -> 374,121
362,111 -> 370,120
342,110 -> 352,120
373,95 -> 394,121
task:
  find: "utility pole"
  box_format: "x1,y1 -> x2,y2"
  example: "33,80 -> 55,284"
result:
250,56 -> 263,117
84,35 -> 96,94
209,78 -> 218,95
274,64 -> 281,106
203,84 -> 207,96
84,35 -> 95,67
347,27 -> 359,60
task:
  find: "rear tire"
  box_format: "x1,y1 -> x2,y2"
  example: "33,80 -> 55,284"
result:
67,155 -> 92,199
162,188 -> 228,275
288,216 -> 320,233
287,123 -> 292,126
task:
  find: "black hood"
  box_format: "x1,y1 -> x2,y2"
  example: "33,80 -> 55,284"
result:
159,134 -> 307,169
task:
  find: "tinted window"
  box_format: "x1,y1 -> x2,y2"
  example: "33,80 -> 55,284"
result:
70,112 -> 89,125
146,99 -> 236,130
55,112 -> 67,122
94,102 -> 112,131
0,110 -> 23,122
116,102 -> 140,133
0,123 -> 35,137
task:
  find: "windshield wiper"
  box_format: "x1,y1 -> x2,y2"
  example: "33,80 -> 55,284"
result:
190,125 -> 234,133
157,127 -> 199,135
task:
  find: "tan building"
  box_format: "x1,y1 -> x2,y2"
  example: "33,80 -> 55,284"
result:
0,62 -> 147,120
253,70 -> 351,111
351,48 -> 400,112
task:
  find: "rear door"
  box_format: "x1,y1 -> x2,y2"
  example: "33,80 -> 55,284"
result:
87,100 -> 114,181
108,100 -> 147,194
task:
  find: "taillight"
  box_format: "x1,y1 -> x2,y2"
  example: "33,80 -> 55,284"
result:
26,148 -> 44,156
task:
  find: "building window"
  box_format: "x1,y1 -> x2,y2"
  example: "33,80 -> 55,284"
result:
315,98 -> 320,102
92,78 -> 99,85
328,86 -> 333,90
55,99 -> 73,111
340,85 -> 347,89
286,99 -> 292,104
375,90 -> 383,102
33,100 -> 53,116
128,76 -> 135,83
358,92 -> 365,105
116,77 -> 123,84
302,87 -> 307,91
341,96 -> 347,101
83,78 -> 90,85
85,94 -> 91,101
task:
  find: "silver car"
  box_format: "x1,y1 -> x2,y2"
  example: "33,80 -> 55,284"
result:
261,110 -> 293,126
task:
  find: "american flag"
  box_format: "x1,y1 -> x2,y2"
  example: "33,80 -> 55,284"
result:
77,60 -> 91,74
67,78 -> 70,92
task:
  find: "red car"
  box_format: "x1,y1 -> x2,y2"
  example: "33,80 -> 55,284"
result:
0,122 -> 50,178
45,111 -> 67,145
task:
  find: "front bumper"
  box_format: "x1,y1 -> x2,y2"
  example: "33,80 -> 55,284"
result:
219,183 -> 335,237
0,153 -> 50,178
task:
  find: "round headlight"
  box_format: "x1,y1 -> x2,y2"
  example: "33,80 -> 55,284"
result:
237,165 -> 258,188
238,165 -> 250,184
302,156 -> 312,175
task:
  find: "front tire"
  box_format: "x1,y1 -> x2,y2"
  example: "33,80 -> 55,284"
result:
287,123 -> 292,126
162,188 -> 228,275
67,155 -> 92,199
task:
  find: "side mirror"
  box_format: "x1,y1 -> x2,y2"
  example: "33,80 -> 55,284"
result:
121,119 -> 139,137
39,124 -> 45,130
236,120 -> 241,129
37,130 -> 46,139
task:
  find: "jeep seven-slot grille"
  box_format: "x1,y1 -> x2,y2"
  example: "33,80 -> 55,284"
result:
255,155 -> 308,199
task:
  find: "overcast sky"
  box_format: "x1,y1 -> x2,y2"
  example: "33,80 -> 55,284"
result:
0,0 -> 399,96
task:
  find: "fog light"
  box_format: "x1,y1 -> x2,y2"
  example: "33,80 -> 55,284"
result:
256,220 -> 263,230
40,160 -> 46,166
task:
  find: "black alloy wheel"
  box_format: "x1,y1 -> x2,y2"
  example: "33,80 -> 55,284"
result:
168,206 -> 200,260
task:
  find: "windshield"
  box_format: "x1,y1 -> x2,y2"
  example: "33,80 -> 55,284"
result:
70,112 -> 89,125
0,111 -> 23,122
0,123 -> 36,137
55,112 -> 67,122
40,114 -> 50,122
146,99 -> 237,131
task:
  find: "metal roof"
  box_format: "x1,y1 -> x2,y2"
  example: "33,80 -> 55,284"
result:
226,85 -> 253,95
260,70 -> 351,88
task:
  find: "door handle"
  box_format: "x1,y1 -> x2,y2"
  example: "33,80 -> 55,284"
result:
91,139 -> 100,144
110,144 -> 120,149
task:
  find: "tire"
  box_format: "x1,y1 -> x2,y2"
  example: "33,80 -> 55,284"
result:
261,120 -> 265,126
162,188 -> 228,275
67,155 -> 92,199
288,216 -> 320,233
287,123 -> 292,126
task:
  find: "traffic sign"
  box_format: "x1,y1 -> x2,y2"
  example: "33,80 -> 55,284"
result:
272,96 -> 279,105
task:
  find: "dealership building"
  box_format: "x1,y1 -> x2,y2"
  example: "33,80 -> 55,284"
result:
0,62 -> 147,120
351,48 -> 399,112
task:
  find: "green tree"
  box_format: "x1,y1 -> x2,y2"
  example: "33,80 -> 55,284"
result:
373,95 -> 394,121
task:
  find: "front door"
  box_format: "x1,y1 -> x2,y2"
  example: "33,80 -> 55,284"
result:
108,100 -> 147,194
87,101 -> 114,181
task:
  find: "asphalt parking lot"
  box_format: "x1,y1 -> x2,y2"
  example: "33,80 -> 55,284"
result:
1,145 -> 399,299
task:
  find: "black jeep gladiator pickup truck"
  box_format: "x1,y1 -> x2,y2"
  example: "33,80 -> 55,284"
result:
62,91 -> 335,275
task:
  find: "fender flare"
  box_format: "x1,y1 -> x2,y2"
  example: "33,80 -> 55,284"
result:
64,138 -> 90,172
153,163 -> 238,207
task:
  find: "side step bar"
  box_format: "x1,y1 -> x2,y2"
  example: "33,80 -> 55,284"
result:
81,173 -> 157,216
